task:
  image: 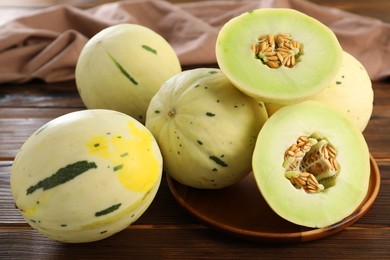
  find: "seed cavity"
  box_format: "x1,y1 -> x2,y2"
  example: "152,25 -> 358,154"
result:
283,135 -> 339,193
251,33 -> 303,69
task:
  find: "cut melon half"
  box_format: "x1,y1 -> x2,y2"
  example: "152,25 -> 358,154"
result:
216,8 -> 343,105
252,101 -> 370,228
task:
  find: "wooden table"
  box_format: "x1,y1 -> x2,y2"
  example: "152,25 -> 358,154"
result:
1,1 -> 389,259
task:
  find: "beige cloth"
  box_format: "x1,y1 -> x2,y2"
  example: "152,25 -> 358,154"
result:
0,0 -> 389,84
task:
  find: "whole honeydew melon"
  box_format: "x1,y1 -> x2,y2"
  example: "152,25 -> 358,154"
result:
75,23 -> 181,124
145,68 -> 268,189
11,109 -> 162,243
311,51 -> 373,131
265,51 -> 373,131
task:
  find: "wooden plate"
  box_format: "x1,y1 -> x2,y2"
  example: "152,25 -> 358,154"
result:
166,155 -> 380,243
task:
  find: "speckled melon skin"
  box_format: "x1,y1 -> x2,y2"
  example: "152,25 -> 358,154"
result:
145,68 -> 268,189
265,51 -> 373,131
311,51 -> 373,131
75,23 -> 181,124
10,109 -> 162,243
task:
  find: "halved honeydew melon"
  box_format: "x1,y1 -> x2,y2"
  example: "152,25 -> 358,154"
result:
216,8 -> 343,105
252,101 -> 370,228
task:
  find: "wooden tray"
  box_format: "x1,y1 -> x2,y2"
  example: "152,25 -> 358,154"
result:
166,155 -> 380,243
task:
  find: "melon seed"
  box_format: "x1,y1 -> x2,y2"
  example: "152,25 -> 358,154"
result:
251,33 -> 303,69
283,135 -> 340,193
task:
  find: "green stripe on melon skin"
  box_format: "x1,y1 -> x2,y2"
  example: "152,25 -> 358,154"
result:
141,44 -> 157,54
34,125 -> 48,136
106,52 -> 138,85
209,155 -> 228,167
81,184 -> 158,233
113,164 -> 123,172
95,203 -> 122,217
120,152 -> 129,157
26,161 -> 97,195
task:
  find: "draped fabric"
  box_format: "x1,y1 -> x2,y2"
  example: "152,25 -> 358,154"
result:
0,0 -> 389,84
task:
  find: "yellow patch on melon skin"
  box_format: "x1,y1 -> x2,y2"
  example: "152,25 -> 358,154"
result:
86,121 -> 159,193
20,191 -> 51,218
22,205 -> 38,217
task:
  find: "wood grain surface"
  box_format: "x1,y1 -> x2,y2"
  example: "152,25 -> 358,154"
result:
0,1 -> 389,259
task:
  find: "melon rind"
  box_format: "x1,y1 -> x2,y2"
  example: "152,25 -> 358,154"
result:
310,51 -> 373,131
75,23 -> 181,124
265,51 -> 374,132
252,101 -> 370,228
11,110 -> 163,243
216,8 -> 343,105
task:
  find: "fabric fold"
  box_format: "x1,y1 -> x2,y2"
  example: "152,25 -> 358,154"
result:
0,0 -> 389,84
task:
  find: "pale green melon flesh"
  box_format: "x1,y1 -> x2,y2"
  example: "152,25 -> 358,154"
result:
216,8 -> 343,105
252,101 -> 370,228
